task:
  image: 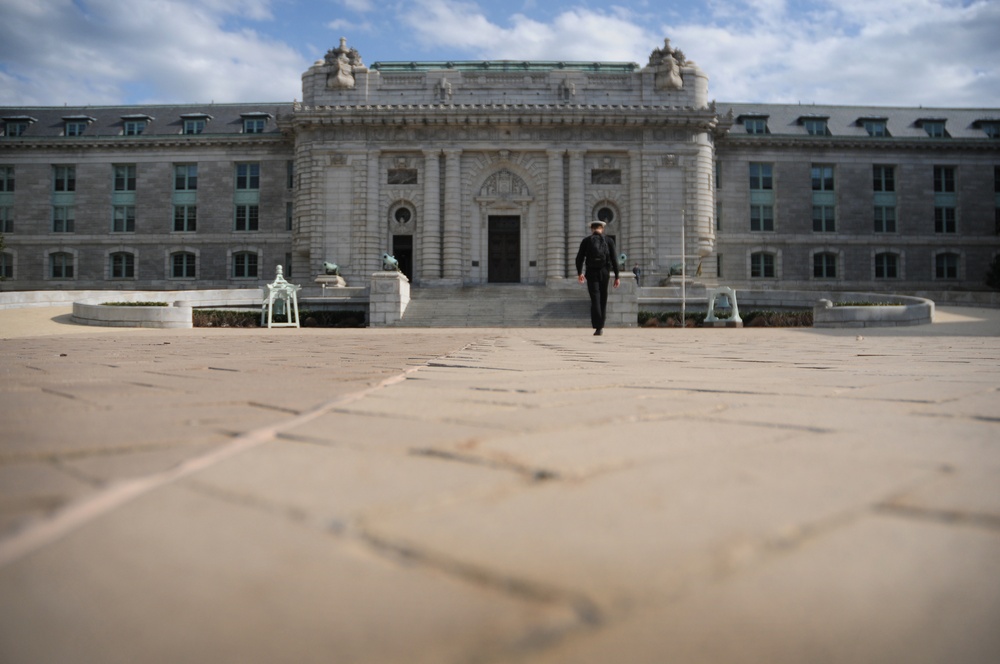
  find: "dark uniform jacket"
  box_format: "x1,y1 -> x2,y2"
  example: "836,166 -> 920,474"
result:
576,233 -> 621,279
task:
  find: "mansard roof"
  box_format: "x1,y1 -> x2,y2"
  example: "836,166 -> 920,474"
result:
0,102 -> 293,138
721,102 -> 1000,140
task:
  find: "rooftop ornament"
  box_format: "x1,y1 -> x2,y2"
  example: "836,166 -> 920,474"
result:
261,265 -> 301,328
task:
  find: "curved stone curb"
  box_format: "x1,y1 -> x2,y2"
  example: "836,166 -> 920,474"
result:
813,295 -> 934,328
72,301 -> 193,329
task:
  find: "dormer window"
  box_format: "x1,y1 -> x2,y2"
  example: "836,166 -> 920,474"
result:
799,116 -> 830,136
241,112 -> 271,134
918,118 -> 949,138
3,115 -> 36,137
121,114 -> 153,136
180,113 -> 212,135
859,117 -> 889,137
974,119 -> 1000,139
738,115 -> 769,135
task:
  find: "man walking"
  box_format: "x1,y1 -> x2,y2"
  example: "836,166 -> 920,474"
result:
576,220 -> 620,335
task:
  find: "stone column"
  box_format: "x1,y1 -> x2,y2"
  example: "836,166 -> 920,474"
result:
566,150 -> 586,277
422,149 -> 441,280
546,149 -> 566,281
442,149 -> 463,281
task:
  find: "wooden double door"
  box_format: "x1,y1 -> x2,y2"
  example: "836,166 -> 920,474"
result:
488,216 -> 520,283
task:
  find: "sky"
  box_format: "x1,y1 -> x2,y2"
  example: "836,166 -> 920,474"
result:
1,0 -> 999,109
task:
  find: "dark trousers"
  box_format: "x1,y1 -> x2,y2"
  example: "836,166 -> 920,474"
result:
586,268 -> 611,330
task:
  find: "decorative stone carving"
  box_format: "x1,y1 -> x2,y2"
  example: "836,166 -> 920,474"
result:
325,37 -> 364,90
479,169 -> 530,200
648,38 -> 685,91
436,79 -> 453,103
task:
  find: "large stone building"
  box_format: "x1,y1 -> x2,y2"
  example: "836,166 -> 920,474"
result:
1,38 -> 998,294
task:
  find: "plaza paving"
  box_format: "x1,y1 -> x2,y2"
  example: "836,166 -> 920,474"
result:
0,306 -> 999,663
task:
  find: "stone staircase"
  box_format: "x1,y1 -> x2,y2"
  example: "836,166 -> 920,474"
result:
395,284 -> 592,327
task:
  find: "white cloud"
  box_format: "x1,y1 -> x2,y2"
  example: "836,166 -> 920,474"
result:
0,0 -> 308,105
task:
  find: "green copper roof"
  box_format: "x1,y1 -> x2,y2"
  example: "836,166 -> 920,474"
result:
370,60 -> 640,73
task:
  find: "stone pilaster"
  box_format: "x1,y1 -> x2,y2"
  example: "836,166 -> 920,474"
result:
365,150 -> 381,275
628,149 -> 644,274
567,150 -> 586,278
442,149 -> 462,280
546,149 -> 566,281
421,149 -> 441,280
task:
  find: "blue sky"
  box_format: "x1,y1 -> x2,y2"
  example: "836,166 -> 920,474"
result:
1,0 -> 998,108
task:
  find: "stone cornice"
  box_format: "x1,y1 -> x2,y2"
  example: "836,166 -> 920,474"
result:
718,134 -> 1000,152
0,134 -> 292,152
284,102 -> 720,131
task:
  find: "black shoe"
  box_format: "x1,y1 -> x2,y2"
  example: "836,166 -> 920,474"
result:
594,328 -> 603,336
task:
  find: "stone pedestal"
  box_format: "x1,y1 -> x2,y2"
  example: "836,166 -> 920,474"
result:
606,273 -> 638,328
369,271 -> 410,326
315,274 -> 347,291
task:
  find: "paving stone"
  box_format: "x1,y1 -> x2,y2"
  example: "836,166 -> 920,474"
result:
0,485 -> 577,664
520,515 -> 1000,664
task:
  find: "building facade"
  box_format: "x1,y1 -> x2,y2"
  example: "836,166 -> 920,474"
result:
2,38 -> 998,293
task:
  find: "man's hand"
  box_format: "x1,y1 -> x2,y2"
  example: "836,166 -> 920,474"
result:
578,274 -> 585,284
613,278 -> 620,289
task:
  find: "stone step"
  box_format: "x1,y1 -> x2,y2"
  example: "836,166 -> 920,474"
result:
396,285 -> 592,327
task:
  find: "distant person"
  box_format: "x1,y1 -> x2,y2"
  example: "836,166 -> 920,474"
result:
632,264 -> 642,287
576,220 -> 620,336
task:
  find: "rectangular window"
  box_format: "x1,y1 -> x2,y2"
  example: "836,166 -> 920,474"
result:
813,205 -> 835,232
243,118 -> 266,134
874,206 -> 897,233
935,254 -> 958,279
749,163 -> 773,190
811,165 -> 834,191
924,121 -> 948,138
173,205 -> 197,232
873,165 -> 895,192
174,164 -> 198,190
235,204 -> 259,231
744,118 -> 768,135
875,253 -> 899,279
172,253 -> 196,278
53,206 -> 74,232
934,207 -> 956,233
50,253 -> 73,279
183,119 -> 206,135
863,120 -> 889,137
934,166 -> 955,193
750,204 -> 773,231
981,122 -> 1000,139
233,253 -> 258,278
65,121 -> 87,136
286,202 -> 293,231
123,120 -> 146,136
5,121 -> 29,137
0,165 -> 13,192
111,253 -> 135,279
751,253 -> 775,278
0,252 -> 11,279
0,207 -> 12,233
53,165 -> 76,192
113,205 -> 135,232
235,163 -> 260,190
813,253 -> 837,278
804,119 -> 828,136
114,164 -> 137,191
